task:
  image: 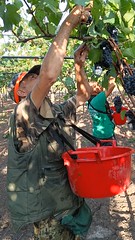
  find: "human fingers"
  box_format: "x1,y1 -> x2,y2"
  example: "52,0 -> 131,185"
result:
81,9 -> 91,23
80,49 -> 89,62
74,43 -> 89,56
69,5 -> 91,28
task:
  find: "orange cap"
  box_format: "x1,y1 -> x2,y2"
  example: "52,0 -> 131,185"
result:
13,72 -> 27,103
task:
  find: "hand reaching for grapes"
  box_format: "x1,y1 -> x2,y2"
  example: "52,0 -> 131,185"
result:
74,43 -> 89,67
66,5 -> 91,28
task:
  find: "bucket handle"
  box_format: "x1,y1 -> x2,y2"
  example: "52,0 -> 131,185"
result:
96,139 -> 117,147
70,149 -> 102,162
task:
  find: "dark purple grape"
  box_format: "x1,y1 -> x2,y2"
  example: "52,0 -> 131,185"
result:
107,25 -> 118,44
100,40 -> 113,68
123,72 -> 135,96
102,46 -> 112,68
100,40 -> 112,50
113,96 -> 122,113
86,15 -> 93,25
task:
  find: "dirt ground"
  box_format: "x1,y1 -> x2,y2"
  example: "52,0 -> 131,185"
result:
0,94 -> 135,240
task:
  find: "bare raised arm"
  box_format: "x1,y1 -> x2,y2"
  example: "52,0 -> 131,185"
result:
105,76 -> 116,98
31,6 -> 91,109
74,43 -> 93,107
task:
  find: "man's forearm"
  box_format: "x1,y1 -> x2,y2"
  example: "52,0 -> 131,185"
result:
105,77 -> 116,97
31,6 -> 90,109
75,64 -> 92,106
40,6 -> 85,83
40,23 -> 73,82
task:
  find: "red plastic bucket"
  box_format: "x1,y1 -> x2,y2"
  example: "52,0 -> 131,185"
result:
62,140 -> 134,198
110,106 -> 128,125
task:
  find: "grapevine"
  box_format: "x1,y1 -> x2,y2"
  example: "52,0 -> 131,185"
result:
106,37 -> 135,110
80,9 -> 135,114
107,25 -> 118,45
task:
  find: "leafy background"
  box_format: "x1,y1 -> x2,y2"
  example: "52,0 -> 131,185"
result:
0,0 -> 135,106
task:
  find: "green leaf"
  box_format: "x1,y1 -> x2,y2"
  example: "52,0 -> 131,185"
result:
108,66 -> 117,78
45,1 -> 59,13
64,76 -> 75,89
94,20 -> 105,34
103,11 -> 115,24
13,0 -> 23,9
108,0 -> 120,10
47,12 -> 61,26
121,27 -> 132,35
17,26 -> 23,36
0,5 -> 5,18
116,10 -> 123,25
48,23 -> 56,35
88,48 -> 101,63
2,3 -> 21,31
128,33 -> 135,42
92,0 -> 103,23
73,0 -> 89,6
79,24 -> 90,37
120,0 -> 132,15
88,24 -> 98,37
122,45 -> 135,59
102,73 -> 109,89
120,110 -> 126,120
123,9 -> 135,28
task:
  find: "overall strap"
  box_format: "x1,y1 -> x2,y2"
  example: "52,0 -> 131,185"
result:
70,123 -> 101,145
48,125 -> 76,151
50,115 -> 101,150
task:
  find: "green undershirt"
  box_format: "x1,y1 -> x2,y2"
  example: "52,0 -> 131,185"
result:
87,92 -> 114,139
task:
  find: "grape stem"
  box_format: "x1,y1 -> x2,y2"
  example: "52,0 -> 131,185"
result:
122,59 -> 133,75
116,83 -> 135,112
108,38 -> 135,109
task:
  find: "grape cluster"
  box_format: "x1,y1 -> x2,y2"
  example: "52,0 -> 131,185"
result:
102,45 -> 112,68
123,73 -> 135,96
100,40 -> 113,68
125,110 -> 135,130
86,15 -> 93,25
107,25 -> 118,44
93,41 -> 113,75
113,96 -> 122,113
92,25 -> 119,76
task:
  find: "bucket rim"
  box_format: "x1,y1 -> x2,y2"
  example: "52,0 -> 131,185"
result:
62,146 -> 135,163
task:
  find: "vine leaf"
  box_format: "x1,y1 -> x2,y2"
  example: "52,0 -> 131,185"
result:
73,0 -> 90,6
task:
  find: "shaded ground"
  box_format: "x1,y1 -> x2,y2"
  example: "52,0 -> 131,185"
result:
0,95 -> 135,240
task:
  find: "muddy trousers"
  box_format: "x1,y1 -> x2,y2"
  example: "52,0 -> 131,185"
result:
33,201 -> 92,240
33,217 -> 82,240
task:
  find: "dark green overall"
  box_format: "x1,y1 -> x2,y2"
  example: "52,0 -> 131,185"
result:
7,100 -> 92,238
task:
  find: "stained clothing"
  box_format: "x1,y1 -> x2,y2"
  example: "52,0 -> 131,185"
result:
7,94 -> 92,238
33,200 -> 92,240
87,92 -> 115,140
33,217 -> 76,240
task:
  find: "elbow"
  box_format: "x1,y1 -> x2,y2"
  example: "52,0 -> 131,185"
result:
77,85 -> 91,103
40,69 -> 56,85
76,91 -> 90,107
84,93 -> 91,102
84,88 -> 92,101
85,88 -> 91,100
